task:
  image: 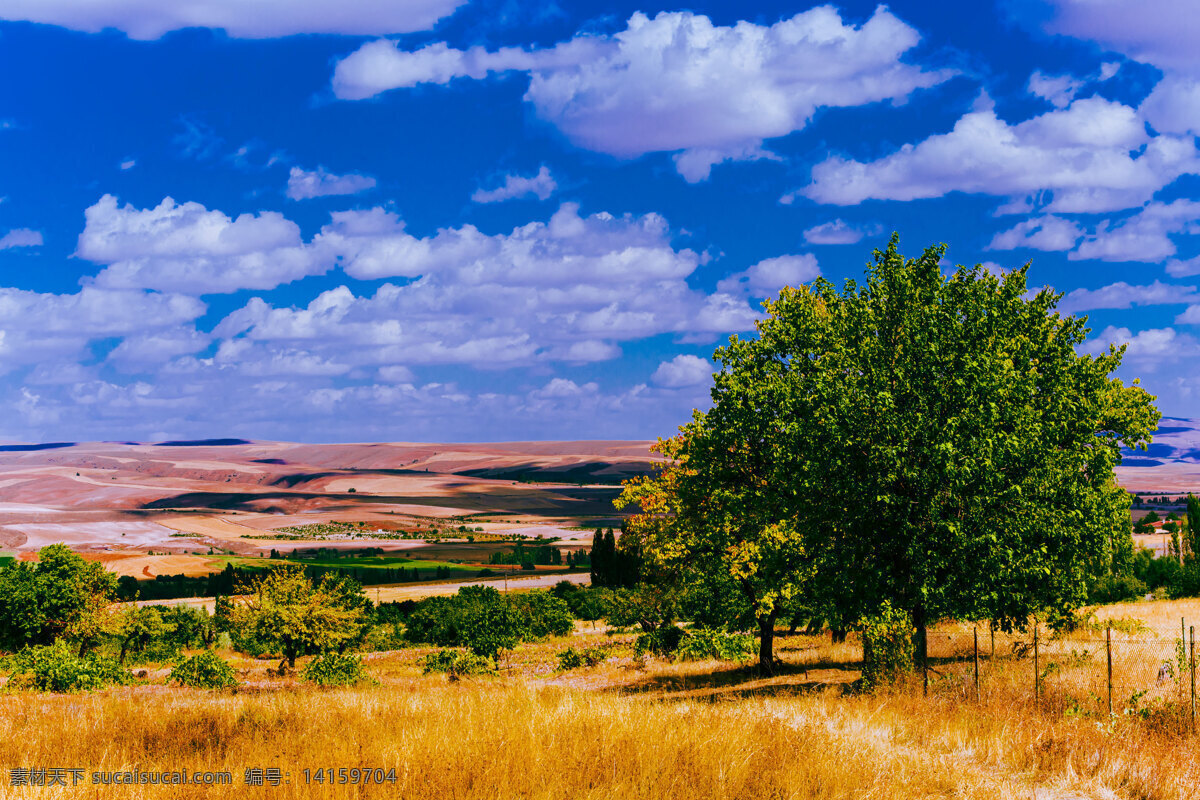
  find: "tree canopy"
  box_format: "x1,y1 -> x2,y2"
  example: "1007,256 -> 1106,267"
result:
0,543 -> 118,652
618,236 -> 1159,674
229,565 -> 368,668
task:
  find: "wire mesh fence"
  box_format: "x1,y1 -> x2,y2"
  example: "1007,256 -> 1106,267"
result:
792,620 -> 1200,732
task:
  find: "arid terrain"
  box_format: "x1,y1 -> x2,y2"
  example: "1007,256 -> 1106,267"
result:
0,419 -> 1195,586
0,439 -> 661,581
1114,416 -> 1200,493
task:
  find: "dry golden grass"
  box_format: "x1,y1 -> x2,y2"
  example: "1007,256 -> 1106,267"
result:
6,598 -> 1200,799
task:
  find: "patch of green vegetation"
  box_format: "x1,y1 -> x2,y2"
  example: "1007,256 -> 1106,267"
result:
214,553 -> 482,581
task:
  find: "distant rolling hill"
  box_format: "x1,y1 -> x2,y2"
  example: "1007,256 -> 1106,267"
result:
1118,417 -> 1200,494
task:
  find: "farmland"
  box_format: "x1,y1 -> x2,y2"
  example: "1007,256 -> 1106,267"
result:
0,439 -> 643,593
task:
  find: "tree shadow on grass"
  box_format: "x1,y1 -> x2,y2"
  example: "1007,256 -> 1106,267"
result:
609,658 -> 864,702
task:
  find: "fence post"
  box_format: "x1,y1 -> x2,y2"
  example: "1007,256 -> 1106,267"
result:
991,621 -> 995,660
1191,625 -> 1195,735
1033,623 -> 1039,703
974,625 -> 980,703
922,644 -> 928,697
1106,624 -> 1113,719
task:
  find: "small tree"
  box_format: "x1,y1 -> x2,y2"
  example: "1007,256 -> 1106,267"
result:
230,566 -> 367,668
170,650 -> 238,688
860,601 -> 915,690
114,605 -> 170,664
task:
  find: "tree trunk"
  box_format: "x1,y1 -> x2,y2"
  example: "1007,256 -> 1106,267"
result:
758,609 -> 778,677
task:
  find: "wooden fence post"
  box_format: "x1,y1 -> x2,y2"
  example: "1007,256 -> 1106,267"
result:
1191,625 -> 1195,734
974,626 -> 980,703
1107,624 -> 1113,719
1033,623 -> 1040,703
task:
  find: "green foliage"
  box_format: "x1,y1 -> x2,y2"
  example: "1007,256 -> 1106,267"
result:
550,582 -> 614,621
421,648 -> 495,678
604,585 -> 678,633
1087,573 -> 1148,604
229,566 -> 368,667
618,235 -> 1159,675
507,590 -> 574,639
1086,616 -> 1149,636
0,544 -> 118,651
859,602 -> 915,691
556,644 -> 613,670
589,528 -> 641,587
302,652 -> 368,686
633,626 -> 685,657
675,628 -> 756,662
7,641 -> 132,693
169,650 -> 237,689
404,586 -> 571,658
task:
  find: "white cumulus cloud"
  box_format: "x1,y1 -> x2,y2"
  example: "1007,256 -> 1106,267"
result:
717,254 -> 820,295
0,229 -> 43,249
1059,280 -> 1199,313
206,202 -> 759,373
79,194 -> 326,294
286,166 -> 377,201
334,7 -> 951,181
1071,200 -> 1200,263
1083,324 -> 1200,363
1027,70 -> 1082,108
804,96 -> 1200,213
651,354 -> 713,388
472,166 -> 557,203
987,215 -> 1083,251
802,219 -> 878,245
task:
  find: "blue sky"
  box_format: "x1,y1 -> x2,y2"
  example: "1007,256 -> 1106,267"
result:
0,0 -> 1197,443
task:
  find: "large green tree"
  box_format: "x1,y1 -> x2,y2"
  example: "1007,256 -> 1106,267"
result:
620,236 -> 1158,674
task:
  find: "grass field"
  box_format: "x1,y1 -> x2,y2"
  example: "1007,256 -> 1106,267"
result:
216,554 -> 488,580
6,600 -> 1200,798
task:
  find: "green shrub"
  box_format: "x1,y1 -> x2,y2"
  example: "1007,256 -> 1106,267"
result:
405,586 -> 572,658
302,652 -> 367,686
1088,573 -> 1148,604
556,644 -> 612,670
169,650 -> 238,689
859,601 -> 914,691
8,641 -> 132,693
421,648 -> 494,679
676,628 -> 755,662
633,626 -> 685,657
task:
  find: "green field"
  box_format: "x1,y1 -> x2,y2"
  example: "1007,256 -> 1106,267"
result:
215,554 -> 486,580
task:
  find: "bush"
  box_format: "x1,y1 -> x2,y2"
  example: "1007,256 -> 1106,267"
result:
421,648 -> 494,679
550,582 -> 615,621
302,652 -> 367,686
859,601 -> 914,691
676,628 -> 755,662
556,644 -> 613,670
1088,573 -> 1148,603
169,650 -> 237,689
8,641 -> 132,693
633,626 -> 685,657
405,586 -> 573,658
